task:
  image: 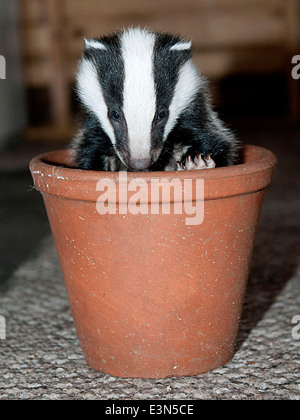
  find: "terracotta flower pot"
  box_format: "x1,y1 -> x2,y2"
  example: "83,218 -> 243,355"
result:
30,144 -> 277,378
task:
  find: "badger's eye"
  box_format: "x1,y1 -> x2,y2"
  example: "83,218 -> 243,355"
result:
157,111 -> 166,122
111,110 -> 121,121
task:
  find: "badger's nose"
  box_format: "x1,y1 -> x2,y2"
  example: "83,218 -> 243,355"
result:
129,158 -> 152,171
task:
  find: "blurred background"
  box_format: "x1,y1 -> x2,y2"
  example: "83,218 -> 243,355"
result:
1,0 -> 300,146
0,0 -> 300,289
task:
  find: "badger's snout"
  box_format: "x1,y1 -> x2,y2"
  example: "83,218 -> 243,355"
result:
117,145 -> 164,171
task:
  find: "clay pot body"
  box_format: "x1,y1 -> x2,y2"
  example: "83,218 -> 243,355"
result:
30,145 -> 277,378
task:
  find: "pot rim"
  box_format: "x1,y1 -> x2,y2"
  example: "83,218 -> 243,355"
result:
30,144 -> 277,202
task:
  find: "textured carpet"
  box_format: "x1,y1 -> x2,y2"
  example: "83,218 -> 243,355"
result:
0,234 -> 299,400
0,124 -> 300,400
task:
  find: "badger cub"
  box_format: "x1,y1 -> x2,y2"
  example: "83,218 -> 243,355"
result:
71,27 -> 238,172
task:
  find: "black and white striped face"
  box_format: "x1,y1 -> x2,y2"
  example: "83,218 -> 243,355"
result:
77,28 -> 202,171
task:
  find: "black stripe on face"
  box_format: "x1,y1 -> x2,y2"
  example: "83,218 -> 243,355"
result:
153,33 -> 192,114
84,33 -> 125,113
83,33 -> 130,159
151,33 -> 192,153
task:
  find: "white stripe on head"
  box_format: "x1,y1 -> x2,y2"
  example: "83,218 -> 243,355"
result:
84,38 -> 107,50
163,60 -> 203,141
77,58 -> 116,144
170,41 -> 192,51
121,28 -> 156,160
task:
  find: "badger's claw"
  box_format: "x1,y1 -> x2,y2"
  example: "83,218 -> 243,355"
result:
186,155 -> 196,170
176,154 -> 216,171
176,161 -> 185,171
203,154 -> 216,169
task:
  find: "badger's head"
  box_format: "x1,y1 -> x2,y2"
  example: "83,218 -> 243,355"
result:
77,28 -> 202,171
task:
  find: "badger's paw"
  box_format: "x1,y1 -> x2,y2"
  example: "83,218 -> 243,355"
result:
176,154 -> 216,171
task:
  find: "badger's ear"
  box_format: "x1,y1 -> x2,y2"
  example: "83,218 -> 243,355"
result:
84,38 -> 107,51
170,41 -> 192,52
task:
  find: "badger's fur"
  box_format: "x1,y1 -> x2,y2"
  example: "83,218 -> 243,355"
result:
71,27 -> 239,172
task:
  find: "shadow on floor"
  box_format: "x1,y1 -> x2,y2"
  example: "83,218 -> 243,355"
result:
0,141 -> 68,292
0,169 -> 51,292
